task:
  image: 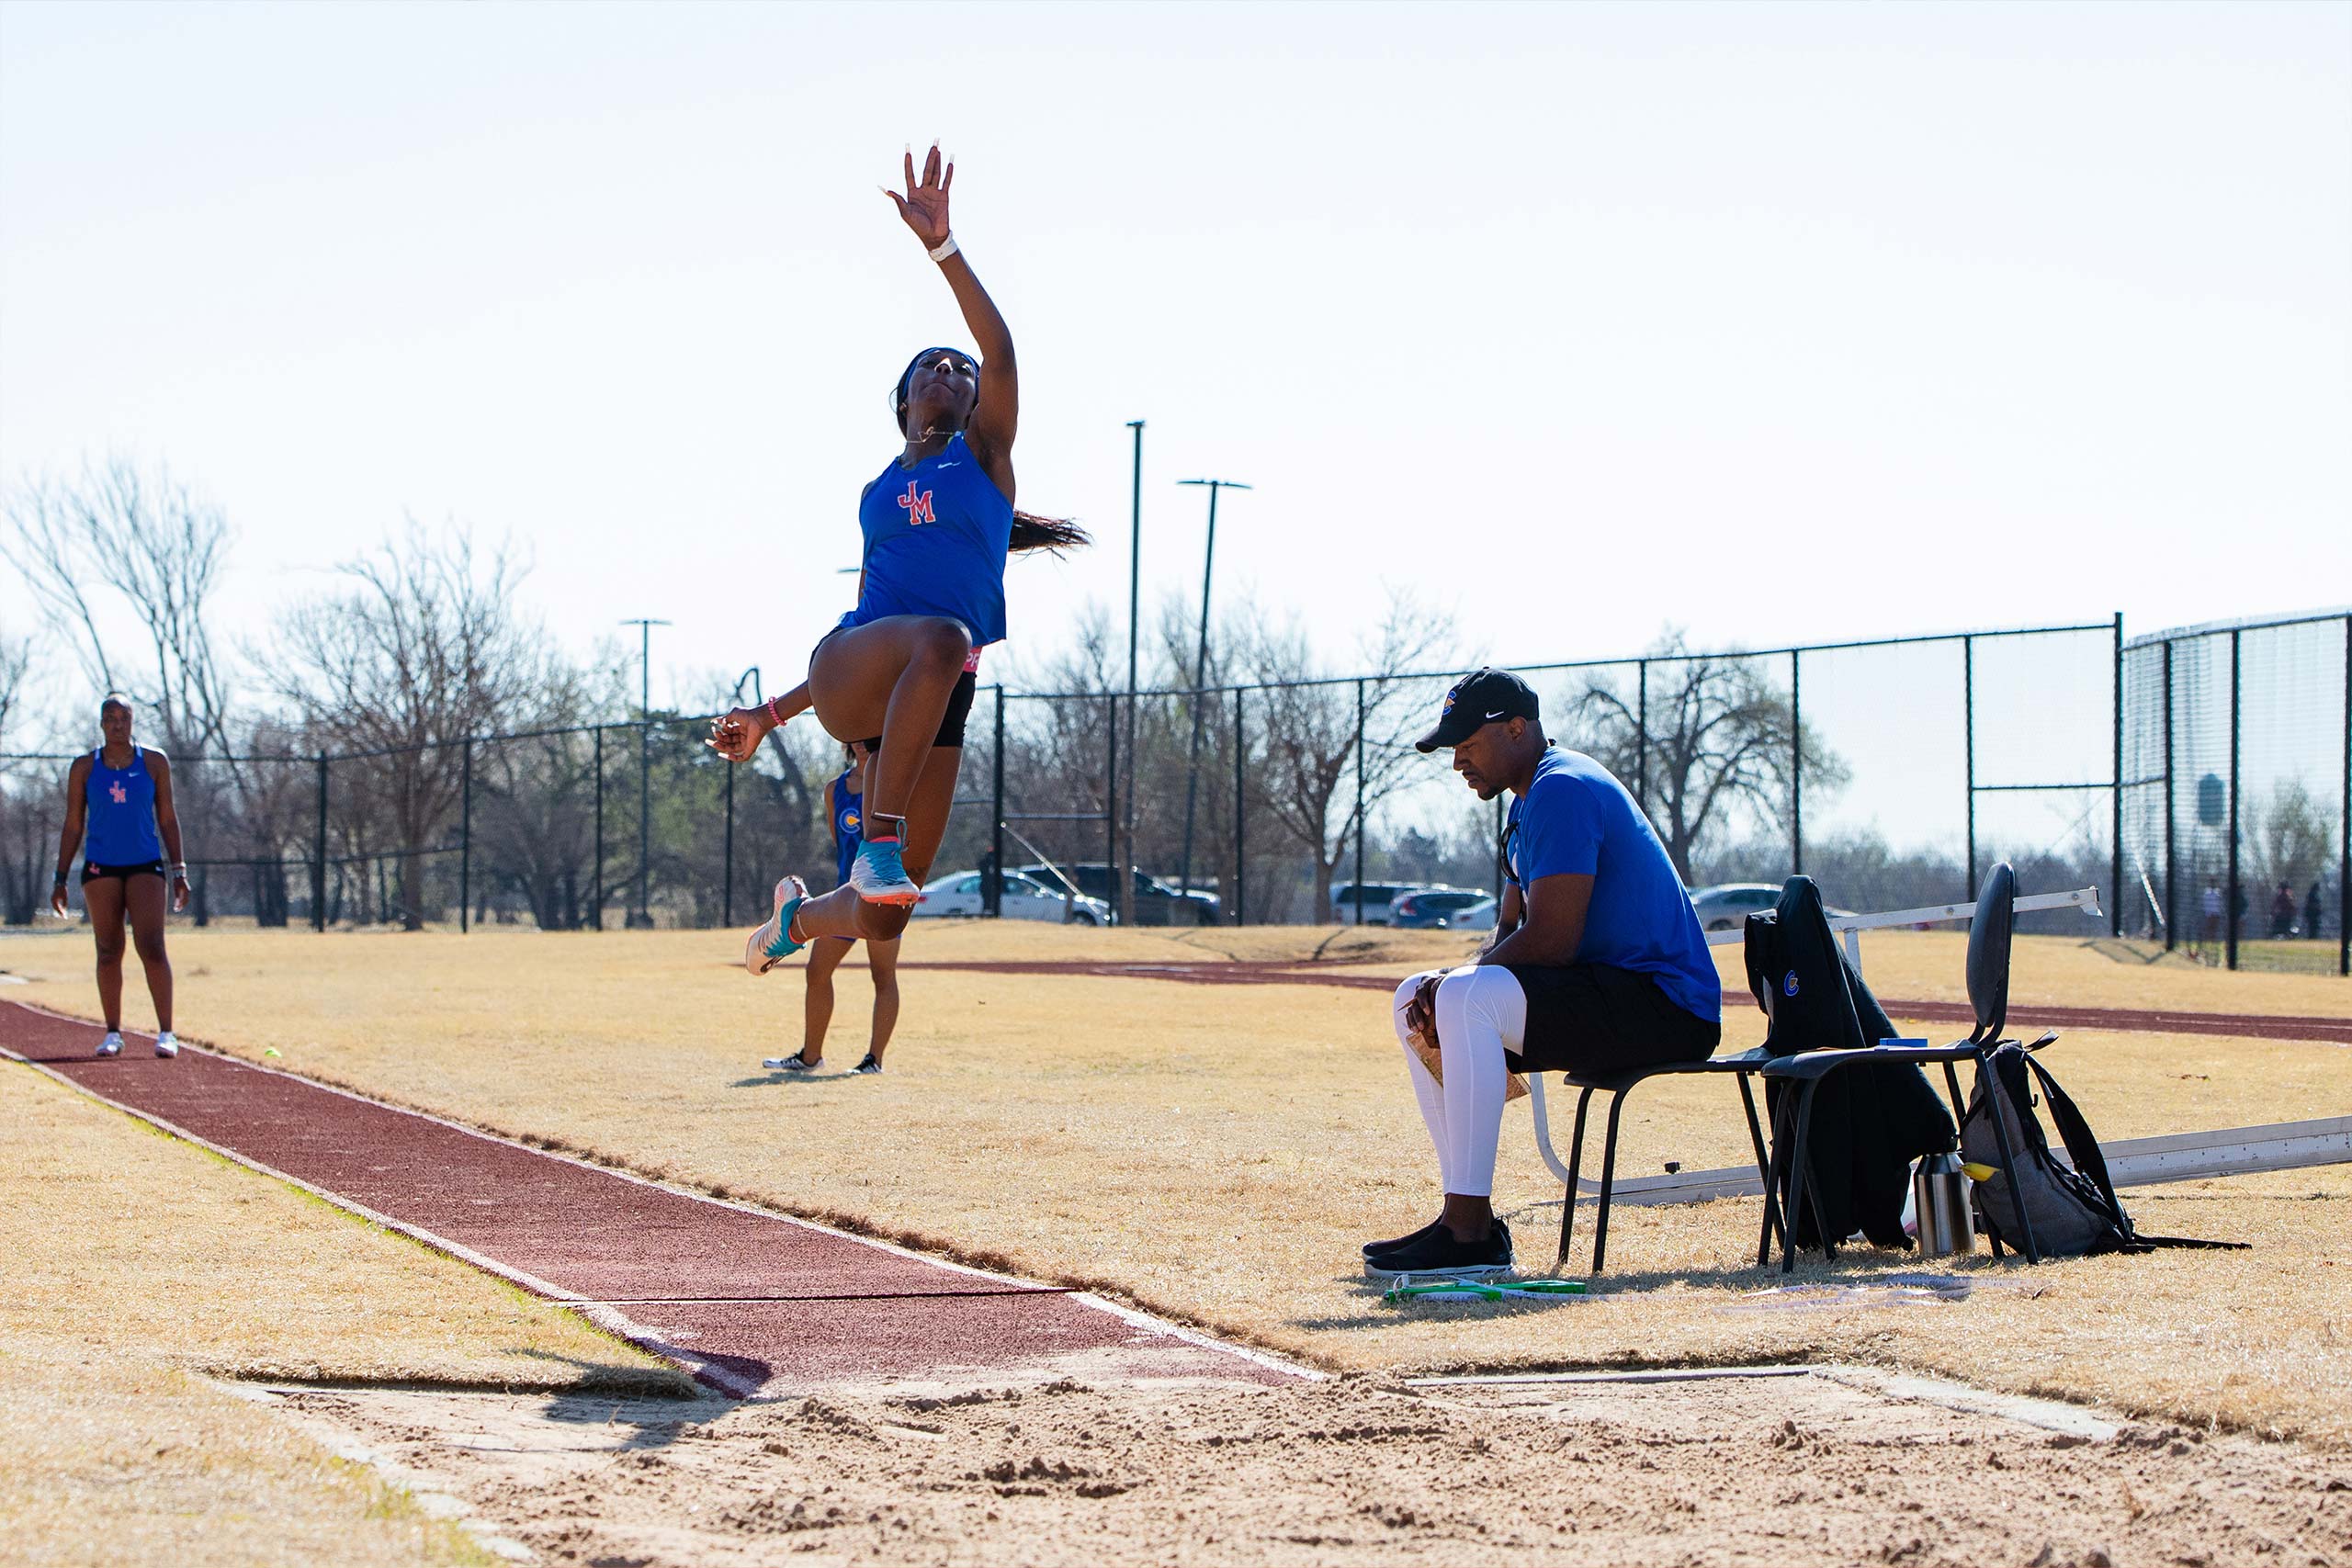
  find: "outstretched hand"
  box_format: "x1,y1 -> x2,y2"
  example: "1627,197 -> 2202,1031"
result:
707,706 -> 775,764
887,143 -> 954,247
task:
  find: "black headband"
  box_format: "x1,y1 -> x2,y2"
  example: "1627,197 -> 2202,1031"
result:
891,346 -> 980,432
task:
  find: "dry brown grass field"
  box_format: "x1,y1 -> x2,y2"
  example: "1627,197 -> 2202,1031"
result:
0,1059 -> 689,1567
4,921 -> 2347,1452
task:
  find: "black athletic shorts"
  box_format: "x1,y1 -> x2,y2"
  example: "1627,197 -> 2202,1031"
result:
1500,963 -> 1721,1079
82,859 -> 167,886
859,669 -> 978,752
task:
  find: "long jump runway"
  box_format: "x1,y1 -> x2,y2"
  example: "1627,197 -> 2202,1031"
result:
0,1000 -> 1297,1399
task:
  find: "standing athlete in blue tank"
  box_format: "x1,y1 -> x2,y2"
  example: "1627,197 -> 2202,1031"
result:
51,694 -> 192,1058
708,145 -> 1084,973
762,742 -> 899,1077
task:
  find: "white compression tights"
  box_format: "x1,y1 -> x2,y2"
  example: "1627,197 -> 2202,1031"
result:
1391,964 -> 1528,1198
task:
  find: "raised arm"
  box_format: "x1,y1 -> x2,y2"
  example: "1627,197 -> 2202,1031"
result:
888,146 -> 1019,475
51,757 -> 89,916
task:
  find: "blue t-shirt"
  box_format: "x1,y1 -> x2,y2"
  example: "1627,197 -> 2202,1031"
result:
841,432 -> 1015,647
1506,747 -> 1719,1022
831,772 -> 864,888
85,747 -> 164,866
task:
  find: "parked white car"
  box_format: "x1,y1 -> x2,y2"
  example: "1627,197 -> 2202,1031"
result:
914,869 -> 1111,925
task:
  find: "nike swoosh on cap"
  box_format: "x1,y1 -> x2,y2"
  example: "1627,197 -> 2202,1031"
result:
1485,710 -> 1506,719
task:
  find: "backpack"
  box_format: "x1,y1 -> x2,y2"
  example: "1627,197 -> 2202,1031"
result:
1743,878 -> 1956,1250
1962,1043 -> 2245,1257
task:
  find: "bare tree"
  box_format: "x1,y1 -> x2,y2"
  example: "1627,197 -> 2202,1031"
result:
3,457 -> 234,755
268,525 -> 537,930
0,624 -> 30,750
1569,630 -> 1847,883
0,624 -> 42,924
1244,592 -> 1453,920
2247,780 -> 2332,911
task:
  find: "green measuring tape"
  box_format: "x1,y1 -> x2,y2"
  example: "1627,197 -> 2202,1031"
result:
1382,1278 -> 1589,1303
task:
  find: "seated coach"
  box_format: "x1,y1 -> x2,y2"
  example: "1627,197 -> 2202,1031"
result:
1366,668 -> 1722,1280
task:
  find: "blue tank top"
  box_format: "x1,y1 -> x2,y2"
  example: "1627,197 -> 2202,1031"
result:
831,772 -> 864,888
840,433 -> 1014,647
85,747 -> 164,866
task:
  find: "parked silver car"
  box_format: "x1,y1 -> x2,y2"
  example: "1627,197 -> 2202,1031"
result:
914,870 -> 1111,925
1688,882 -> 1851,931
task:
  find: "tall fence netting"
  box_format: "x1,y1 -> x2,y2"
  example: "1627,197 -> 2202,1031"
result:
6,611 -> 2343,974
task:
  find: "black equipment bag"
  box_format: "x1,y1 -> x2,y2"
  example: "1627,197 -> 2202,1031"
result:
1962,1043 -> 2246,1257
1743,878 -> 1955,1250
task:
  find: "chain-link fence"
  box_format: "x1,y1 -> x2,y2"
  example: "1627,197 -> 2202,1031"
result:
6,608 -> 2344,974
2121,610 -> 2350,975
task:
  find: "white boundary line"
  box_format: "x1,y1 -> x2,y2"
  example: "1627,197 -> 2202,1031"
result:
1409,1364 -> 2121,1440
1,1001 -> 1317,1392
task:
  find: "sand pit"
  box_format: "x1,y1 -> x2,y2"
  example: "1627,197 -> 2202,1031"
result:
261,1370 -> 2352,1567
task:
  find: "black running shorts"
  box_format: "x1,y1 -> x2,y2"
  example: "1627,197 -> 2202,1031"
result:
1500,963 -> 1721,1079
859,669 -> 978,752
82,860 -> 168,886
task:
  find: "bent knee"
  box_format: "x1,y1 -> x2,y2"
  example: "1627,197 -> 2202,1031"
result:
856,904 -> 911,942
912,618 -> 973,671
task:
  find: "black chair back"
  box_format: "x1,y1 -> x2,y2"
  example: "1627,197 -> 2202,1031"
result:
1966,862 -> 2017,1043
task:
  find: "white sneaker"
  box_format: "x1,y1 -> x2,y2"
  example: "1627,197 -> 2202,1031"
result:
96,1032 -> 123,1058
744,875 -> 810,976
154,1032 -> 178,1058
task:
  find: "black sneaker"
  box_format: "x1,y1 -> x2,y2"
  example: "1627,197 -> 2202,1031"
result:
1363,1217 -> 1512,1280
851,1053 -> 883,1075
1362,1217 -> 1445,1262
763,1054 -> 822,1074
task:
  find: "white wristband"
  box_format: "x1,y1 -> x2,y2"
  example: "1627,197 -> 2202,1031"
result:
928,233 -> 959,263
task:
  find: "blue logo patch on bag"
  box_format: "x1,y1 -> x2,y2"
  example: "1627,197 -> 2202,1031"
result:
1782,970 -> 1800,998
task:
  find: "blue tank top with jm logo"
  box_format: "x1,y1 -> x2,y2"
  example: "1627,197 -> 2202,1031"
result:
85,747 -> 164,865
841,432 -> 1014,647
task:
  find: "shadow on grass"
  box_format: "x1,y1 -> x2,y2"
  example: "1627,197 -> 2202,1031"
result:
729,1068 -> 864,1088
1285,1247 -> 2041,1332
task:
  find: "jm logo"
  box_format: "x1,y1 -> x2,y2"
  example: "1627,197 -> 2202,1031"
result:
898,483 -> 936,525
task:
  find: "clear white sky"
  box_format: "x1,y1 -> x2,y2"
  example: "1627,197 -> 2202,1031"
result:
4,0 -> 2347,722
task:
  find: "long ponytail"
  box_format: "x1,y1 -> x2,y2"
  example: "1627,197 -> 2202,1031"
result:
1011,511 -> 1089,555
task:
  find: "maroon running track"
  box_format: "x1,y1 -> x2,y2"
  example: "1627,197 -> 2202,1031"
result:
899,959 -> 2352,1043
0,1001 -> 1296,1397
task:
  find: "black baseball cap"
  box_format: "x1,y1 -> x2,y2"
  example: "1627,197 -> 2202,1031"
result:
1415,668 -> 1540,752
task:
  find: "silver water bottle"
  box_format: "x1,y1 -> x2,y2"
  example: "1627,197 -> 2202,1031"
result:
1912,1152 -> 1977,1257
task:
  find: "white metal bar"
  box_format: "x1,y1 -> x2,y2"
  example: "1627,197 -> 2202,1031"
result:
1530,1116 -> 2352,1208
1524,1074 -> 1575,1188
1702,886 -> 2103,947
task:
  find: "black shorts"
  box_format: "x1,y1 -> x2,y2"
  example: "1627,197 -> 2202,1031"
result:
859,669 -> 978,752
1500,964 -> 1721,1079
83,860 -> 167,886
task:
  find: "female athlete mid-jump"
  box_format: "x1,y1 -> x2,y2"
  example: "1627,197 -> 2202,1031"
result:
708,146 -> 1082,972
51,694 -> 191,1057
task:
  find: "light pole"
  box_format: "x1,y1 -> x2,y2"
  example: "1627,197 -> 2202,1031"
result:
621,617 -> 669,930
1121,420 -> 1144,928
1175,478 -> 1249,908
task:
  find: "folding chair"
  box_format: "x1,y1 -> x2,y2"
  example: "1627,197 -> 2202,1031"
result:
1527,1048 -> 1781,1274
1757,862 -> 2059,1273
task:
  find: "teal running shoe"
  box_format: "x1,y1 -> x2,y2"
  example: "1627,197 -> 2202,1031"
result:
744,874 -> 810,976
848,837 -> 920,907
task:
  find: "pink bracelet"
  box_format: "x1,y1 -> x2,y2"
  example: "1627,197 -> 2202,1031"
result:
765,697 -> 786,728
